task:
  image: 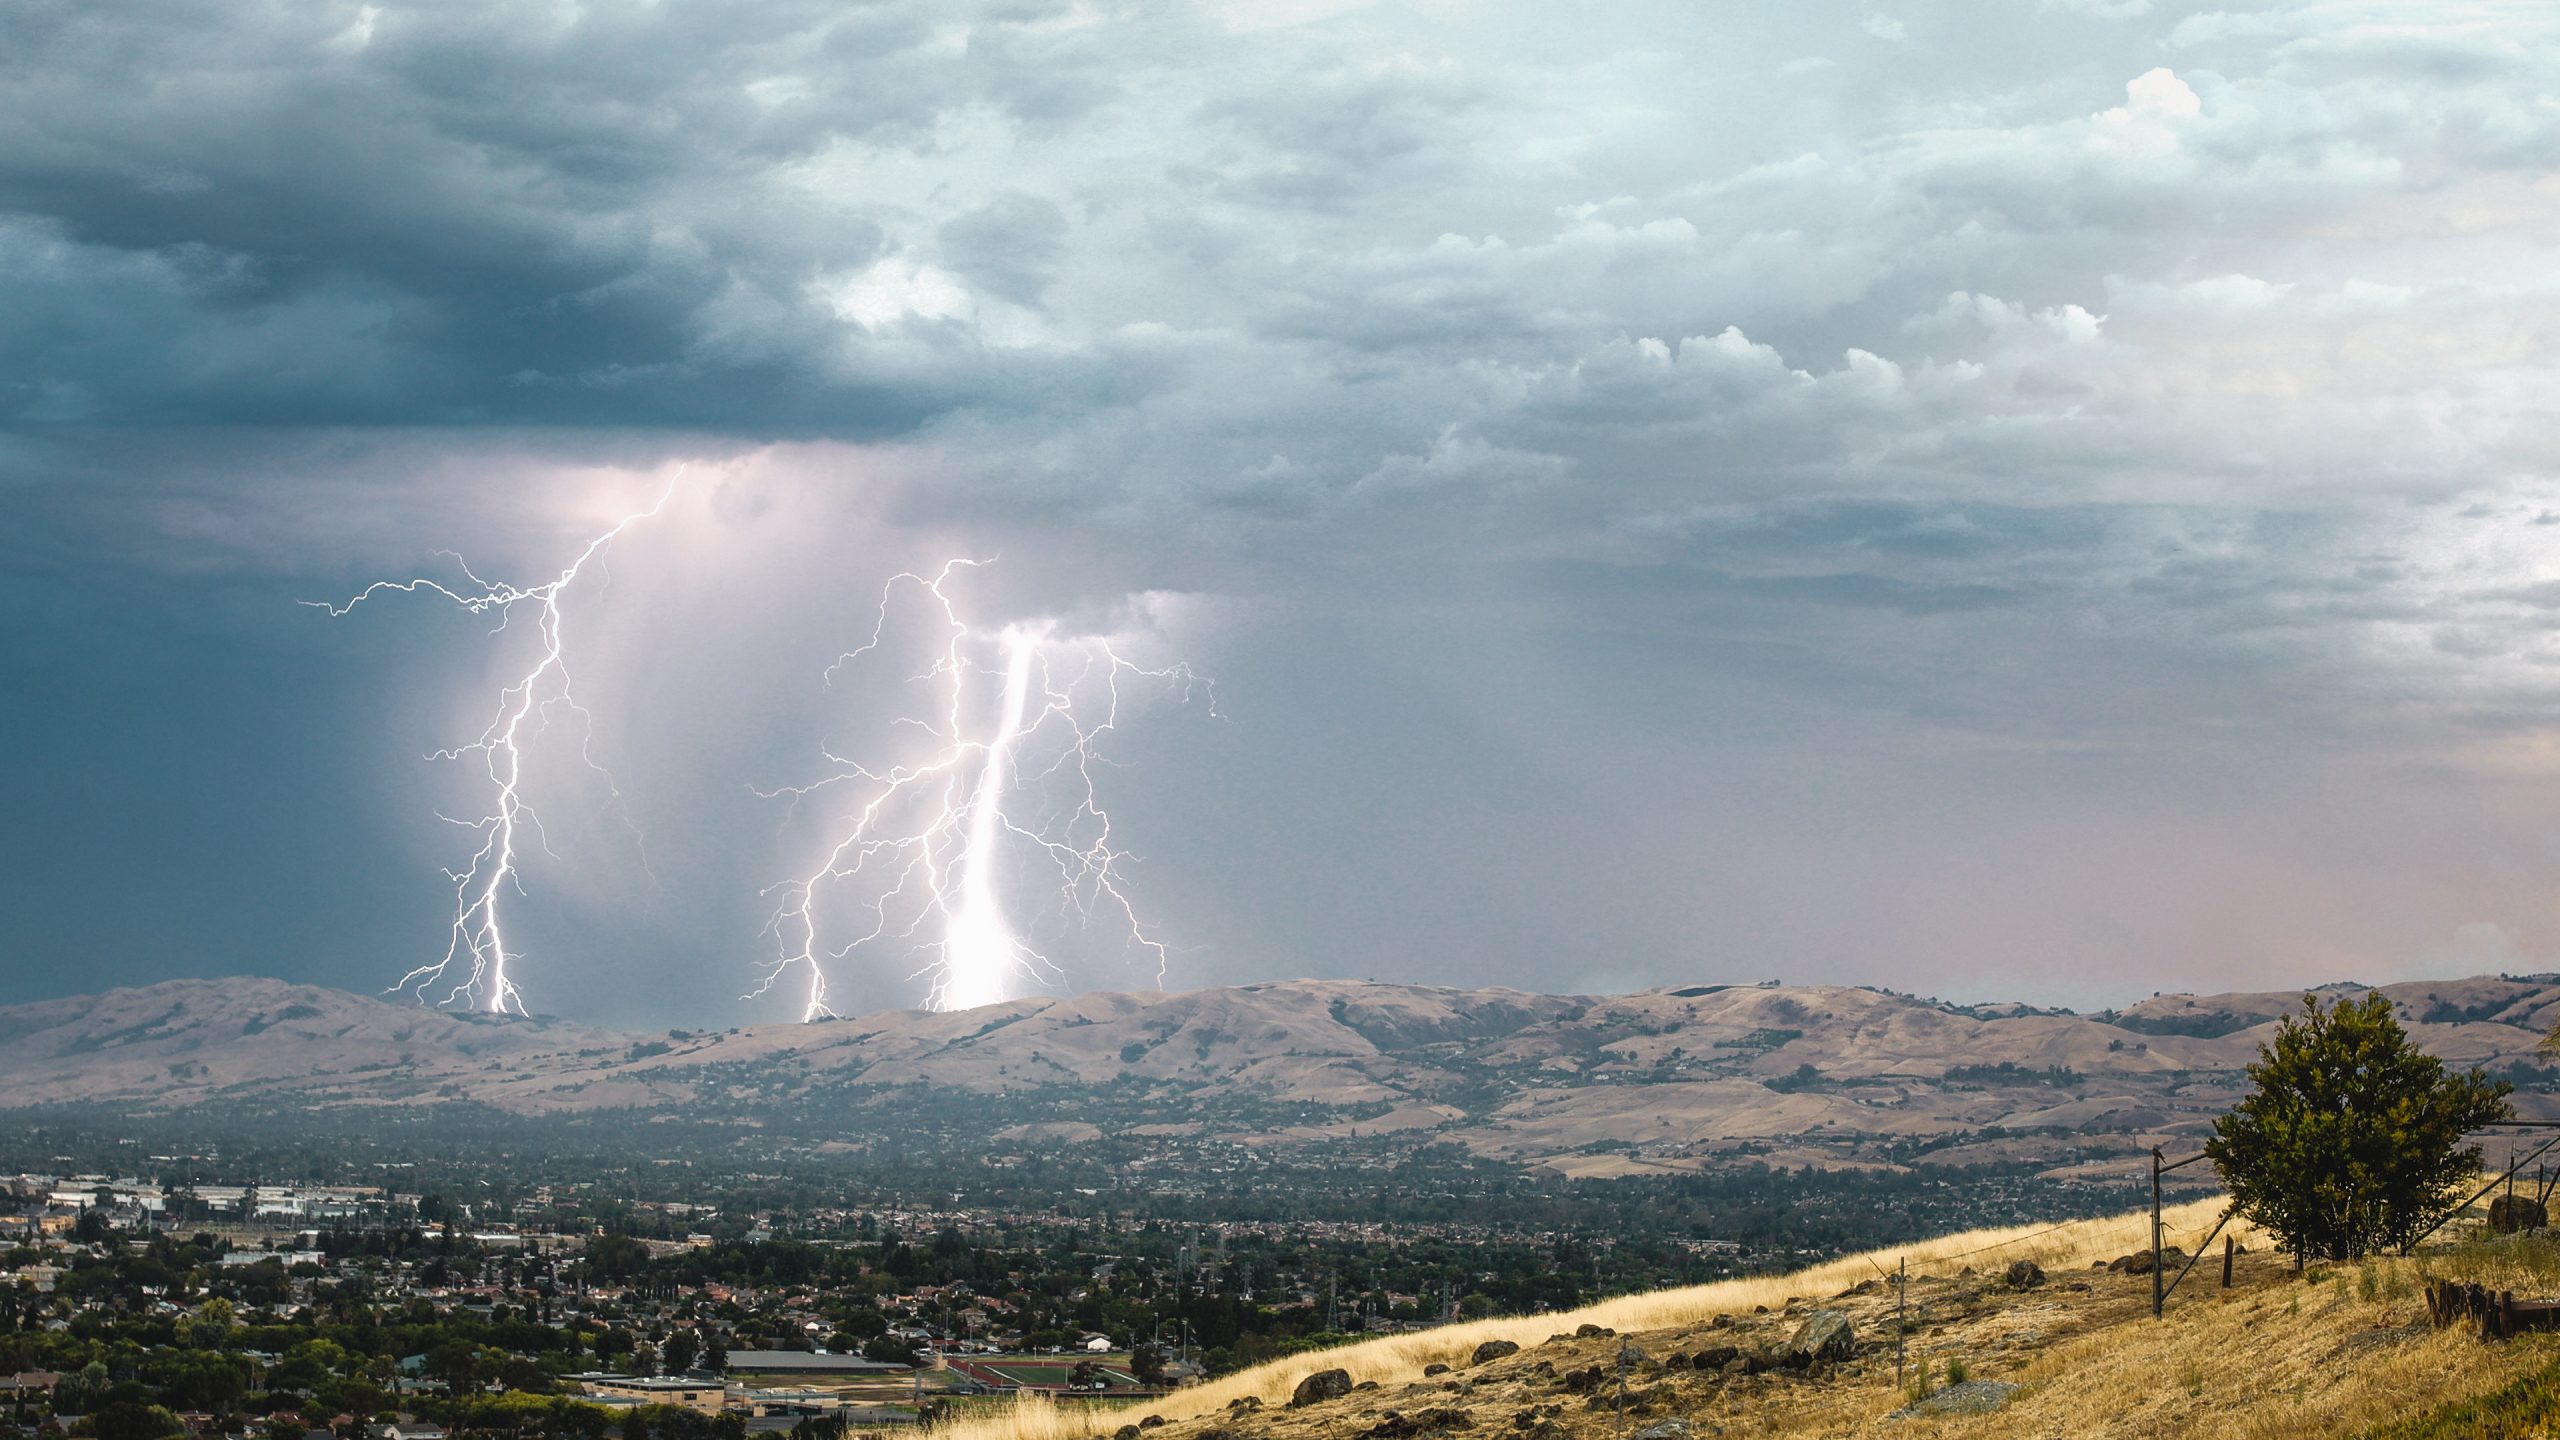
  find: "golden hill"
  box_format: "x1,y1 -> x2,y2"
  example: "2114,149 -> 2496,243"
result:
946,1200 -> 2560,1440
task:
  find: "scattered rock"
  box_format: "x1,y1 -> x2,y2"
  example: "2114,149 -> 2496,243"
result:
1473,1340 -> 1522,1365
1559,1366 -> 1604,1394
1710,1314 -> 1734,1329
1363,1407 -> 1477,1438
1688,1345 -> 1738,1371
1293,1369 -> 1355,1407
1423,1363 -> 1452,1377
1787,1309 -> 1856,1367
2107,1247 -> 2187,1275
1895,1379 -> 2022,1418
1615,1343 -> 1651,1368
2003,1259 -> 2047,1291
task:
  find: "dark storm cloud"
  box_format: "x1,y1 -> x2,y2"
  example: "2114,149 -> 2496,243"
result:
10,0 -> 2560,1020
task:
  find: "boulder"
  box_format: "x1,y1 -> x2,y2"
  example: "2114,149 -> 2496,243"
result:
1293,1369 -> 1355,1407
1227,1396 -> 1262,1412
2491,1195 -> 2549,1235
1575,1323 -> 1616,1338
2003,1260 -> 2046,1291
1786,1309 -> 1855,1367
1138,1419 -> 1165,1431
1114,1428 -> 1140,1440
1688,1345 -> 1738,1372
1423,1363 -> 1451,1377
1895,1379 -> 2021,1418
1473,1340 -> 1521,1365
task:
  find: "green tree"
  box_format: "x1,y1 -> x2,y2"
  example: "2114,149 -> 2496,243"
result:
2208,991 -> 2513,1262
176,1297 -> 236,1349
91,1402 -> 183,1440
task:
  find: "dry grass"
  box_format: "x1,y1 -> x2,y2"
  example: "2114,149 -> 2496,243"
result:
929,1198 -> 2257,1440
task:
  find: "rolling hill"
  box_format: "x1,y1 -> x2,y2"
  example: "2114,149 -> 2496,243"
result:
2,973 -> 2554,1178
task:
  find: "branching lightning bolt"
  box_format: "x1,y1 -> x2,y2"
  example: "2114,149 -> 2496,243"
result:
308,475 -> 679,1015
756,560 -> 1211,1019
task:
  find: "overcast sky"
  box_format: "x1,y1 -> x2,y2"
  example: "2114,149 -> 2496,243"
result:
7,0 -> 2560,1026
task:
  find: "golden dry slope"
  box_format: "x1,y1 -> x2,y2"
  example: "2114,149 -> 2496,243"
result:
941,1201 -> 2560,1440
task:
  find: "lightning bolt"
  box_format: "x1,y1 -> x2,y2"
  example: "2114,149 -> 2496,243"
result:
756,559 -> 1211,1019
309,474 -> 679,1015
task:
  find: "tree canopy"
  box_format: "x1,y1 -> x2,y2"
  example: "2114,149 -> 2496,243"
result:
2208,991 -> 2513,1261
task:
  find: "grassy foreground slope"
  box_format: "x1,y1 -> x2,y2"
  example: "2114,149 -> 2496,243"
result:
953,1200 -> 2560,1440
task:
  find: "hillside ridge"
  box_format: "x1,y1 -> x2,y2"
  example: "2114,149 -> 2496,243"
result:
4,973 -> 2556,1178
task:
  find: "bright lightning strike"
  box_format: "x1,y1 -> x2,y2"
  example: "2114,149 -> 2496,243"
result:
757,560 -> 1211,1020
309,476 -> 678,1015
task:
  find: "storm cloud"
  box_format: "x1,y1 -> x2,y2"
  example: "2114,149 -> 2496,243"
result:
8,0 -> 2560,1023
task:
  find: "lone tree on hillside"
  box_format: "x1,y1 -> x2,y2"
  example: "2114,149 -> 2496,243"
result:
2208,990 -> 2513,1263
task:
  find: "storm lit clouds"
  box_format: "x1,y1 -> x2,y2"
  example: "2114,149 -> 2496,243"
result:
6,1 -> 2560,1021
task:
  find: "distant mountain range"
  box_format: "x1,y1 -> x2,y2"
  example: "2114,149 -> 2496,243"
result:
3,973 -> 2554,1178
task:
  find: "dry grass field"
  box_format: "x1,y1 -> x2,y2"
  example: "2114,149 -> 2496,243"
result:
927,1200 -> 2560,1440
